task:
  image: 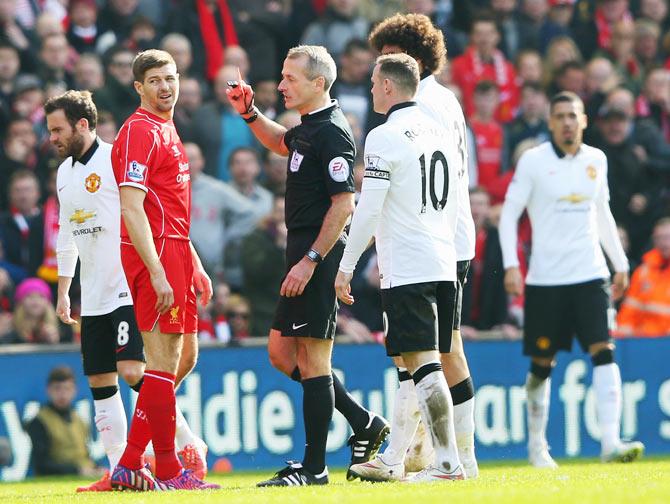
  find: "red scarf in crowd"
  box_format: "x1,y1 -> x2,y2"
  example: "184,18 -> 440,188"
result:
197,0 -> 239,81
595,7 -> 633,50
37,195 -> 59,284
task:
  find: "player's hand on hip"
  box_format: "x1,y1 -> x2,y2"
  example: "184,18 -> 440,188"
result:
193,266 -> 213,306
56,294 -> 77,325
612,271 -> 629,301
504,267 -> 523,296
335,270 -> 355,305
150,269 -> 174,314
280,257 -> 316,297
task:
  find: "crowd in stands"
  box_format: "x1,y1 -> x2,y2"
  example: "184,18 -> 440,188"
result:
1,0 -> 670,345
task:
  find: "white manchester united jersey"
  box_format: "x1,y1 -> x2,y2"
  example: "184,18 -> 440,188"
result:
500,141 -> 629,285
56,139 -> 132,315
416,75 -> 475,261
340,102 -> 459,288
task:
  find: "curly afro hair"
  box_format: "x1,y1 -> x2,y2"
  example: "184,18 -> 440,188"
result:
368,14 -> 446,74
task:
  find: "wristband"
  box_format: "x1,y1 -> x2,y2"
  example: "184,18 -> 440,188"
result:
243,109 -> 258,123
305,249 -> 323,264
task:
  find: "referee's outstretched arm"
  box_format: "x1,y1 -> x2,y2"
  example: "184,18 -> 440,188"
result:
226,80 -> 290,156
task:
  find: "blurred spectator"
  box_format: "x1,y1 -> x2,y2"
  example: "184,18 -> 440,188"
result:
94,46 -> 138,126
97,0 -> 142,47
617,217 -> 670,336
0,265 -> 13,340
538,0 -> 576,54
187,142 -> 256,278
461,187 -> 510,331
0,43 -> 20,129
639,0 -> 670,31
12,74 -> 46,132
37,33 -> 75,89
125,15 -> 159,53
253,78 -> 279,120
201,282 -> 233,343
503,81 -> 549,170
470,80 -> 505,197
95,110 -> 117,144
636,67 -> 670,141
331,39 -> 373,134
0,117 -> 44,208
263,150 -> 287,195
190,65 -> 256,180
597,18 -> 642,92
241,195 -> 286,336
167,0 -> 239,81
1,277 -> 70,344
66,0 -> 101,54
591,104 -> 660,258
551,60 -> 586,96
301,0 -> 369,61
160,33 -> 195,77
404,0 -> 471,58
0,170 -> 43,276
584,56 -> 620,120
223,45 -> 250,80
173,76 -> 203,139
452,12 -> 520,123
542,35 -> 583,89
228,0 -> 286,83
573,0 -> 634,60
634,19 -> 663,73
515,48 -> 544,84
73,53 -> 105,92
225,293 -> 251,340
0,0 -> 36,73
24,366 -> 97,476
493,0 -> 538,60
225,147 -> 273,289
276,108 -> 301,129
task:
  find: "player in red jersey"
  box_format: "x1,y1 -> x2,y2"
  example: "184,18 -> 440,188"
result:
109,49 -> 219,492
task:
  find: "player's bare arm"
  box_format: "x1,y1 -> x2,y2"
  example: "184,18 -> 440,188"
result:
225,79 -> 289,156
119,186 -> 174,314
504,267 -> 523,296
190,242 -> 212,306
56,276 -> 77,325
280,192 -> 355,298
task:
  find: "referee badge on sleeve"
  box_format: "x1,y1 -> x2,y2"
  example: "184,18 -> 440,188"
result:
290,151 -> 304,172
328,156 -> 350,182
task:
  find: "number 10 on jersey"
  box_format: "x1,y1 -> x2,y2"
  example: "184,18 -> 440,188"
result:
419,150 -> 449,214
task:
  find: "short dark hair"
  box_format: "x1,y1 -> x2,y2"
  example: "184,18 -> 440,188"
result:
556,60 -> 584,78
471,11 -> 499,33
550,91 -> 584,113
228,146 -> 259,166
8,169 -> 39,189
521,81 -> 545,94
376,53 -> 420,96
44,90 -> 97,130
369,13 -> 446,73
47,366 -> 75,385
342,38 -> 370,57
132,49 -> 176,83
474,79 -> 498,94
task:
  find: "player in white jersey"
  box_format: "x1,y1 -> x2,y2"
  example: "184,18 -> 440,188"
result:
336,54 -> 464,482
499,91 -> 644,468
347,13 -> 478,482
45,91 -> 208,492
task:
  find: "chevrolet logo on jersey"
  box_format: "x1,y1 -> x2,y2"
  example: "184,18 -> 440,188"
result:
70,208 -> 97,224
558,193 -> 589,204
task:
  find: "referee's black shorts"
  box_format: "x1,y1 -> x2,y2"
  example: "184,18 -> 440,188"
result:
272,229 -> 344,339
523,278 -> 612,358
80,305 -> 145,376
382,280 -> 458,357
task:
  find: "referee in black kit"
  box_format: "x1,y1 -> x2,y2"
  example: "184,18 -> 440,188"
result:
226,45 -> 389,487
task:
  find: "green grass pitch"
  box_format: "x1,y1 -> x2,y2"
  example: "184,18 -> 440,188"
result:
1,458 -> 668,504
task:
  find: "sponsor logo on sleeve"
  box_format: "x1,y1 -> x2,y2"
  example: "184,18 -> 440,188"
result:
127,161 -> 147,182
290,151 -> 304,172
328,156 -> 349,182
364,155 -> 389,180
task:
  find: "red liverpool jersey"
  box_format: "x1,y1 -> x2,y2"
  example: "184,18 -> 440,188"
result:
112,108 -> 191,241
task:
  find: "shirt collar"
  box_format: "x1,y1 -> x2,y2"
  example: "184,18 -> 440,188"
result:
386,101 -> 417,119
301,99 -> 338,122
418,74 -> 435,93
76,137 -> 99,165
550,138 -> 582,159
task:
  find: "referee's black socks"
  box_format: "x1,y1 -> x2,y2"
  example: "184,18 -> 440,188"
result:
301,374 -> 334,475
291,366 -> 371,434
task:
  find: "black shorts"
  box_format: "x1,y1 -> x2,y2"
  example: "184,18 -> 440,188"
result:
382,280 -> 457,357
523,278 -> 611,358
80,305 -> 145,376
271,229 -> 344,339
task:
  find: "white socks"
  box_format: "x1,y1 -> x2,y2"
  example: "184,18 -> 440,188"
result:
94,391 -> 127,471
526,373 -> 551,448
414,363 -> 460,471
454,397 -> 476,464
175,405 -> 201,451
593,363 -> 622,453
382,369 -> 421,465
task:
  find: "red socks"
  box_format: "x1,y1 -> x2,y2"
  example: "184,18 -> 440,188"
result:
119,370 -> 182,480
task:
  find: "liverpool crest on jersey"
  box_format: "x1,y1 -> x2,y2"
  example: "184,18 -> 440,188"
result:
85,173 -> 101,193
